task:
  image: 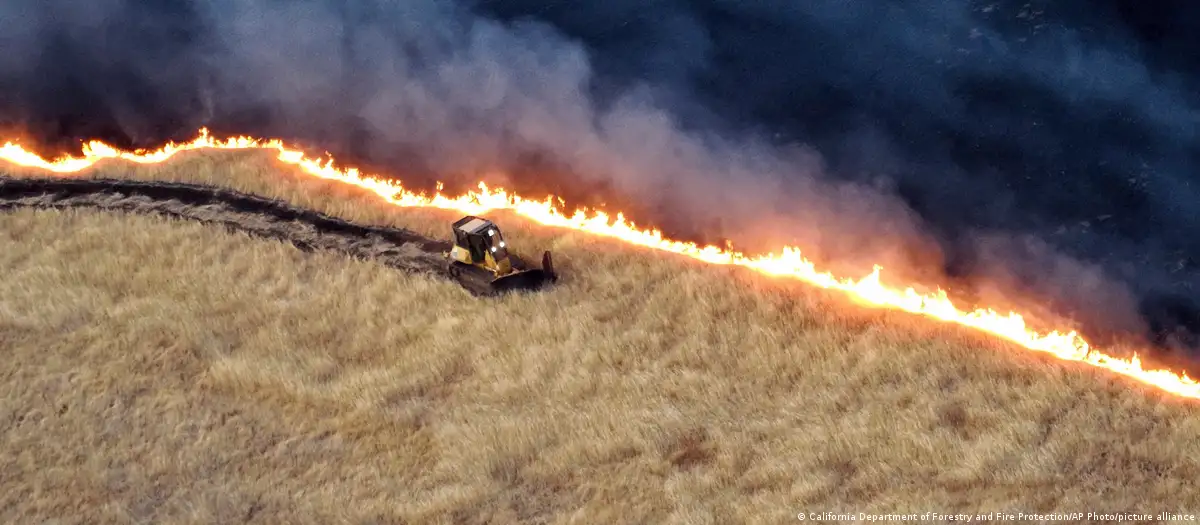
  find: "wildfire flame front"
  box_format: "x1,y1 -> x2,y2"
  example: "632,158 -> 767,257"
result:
2,128 -> 1198,400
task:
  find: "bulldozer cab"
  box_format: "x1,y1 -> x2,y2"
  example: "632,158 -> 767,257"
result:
452,215 -> 508,263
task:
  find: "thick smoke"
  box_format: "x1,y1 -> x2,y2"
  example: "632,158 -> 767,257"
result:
0,0 -> 1196,355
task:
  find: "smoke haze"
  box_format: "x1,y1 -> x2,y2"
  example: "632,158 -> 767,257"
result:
1,0 -> 1196,354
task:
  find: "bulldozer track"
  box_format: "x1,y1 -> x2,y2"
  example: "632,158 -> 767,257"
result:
0,175 -> 474,289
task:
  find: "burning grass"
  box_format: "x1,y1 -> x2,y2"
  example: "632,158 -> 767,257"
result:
6,130 -> 1195,399
1,151 -> 1199,523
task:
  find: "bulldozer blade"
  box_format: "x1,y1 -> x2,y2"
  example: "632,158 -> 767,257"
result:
489,268 -> 553,294
446,251 -> 558,296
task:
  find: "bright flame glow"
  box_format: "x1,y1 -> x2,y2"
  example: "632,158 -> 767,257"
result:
3,128 -> 1197,400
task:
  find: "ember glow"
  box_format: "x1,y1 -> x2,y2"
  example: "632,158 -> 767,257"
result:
3,128 -> 1198,400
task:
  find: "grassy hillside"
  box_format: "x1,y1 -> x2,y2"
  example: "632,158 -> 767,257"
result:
1,151 -> 1198,523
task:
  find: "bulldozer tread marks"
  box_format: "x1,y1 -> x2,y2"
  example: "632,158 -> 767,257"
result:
0,176 -> 563,297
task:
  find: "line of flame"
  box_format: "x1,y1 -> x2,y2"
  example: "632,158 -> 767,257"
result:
2,128 -> 1197,399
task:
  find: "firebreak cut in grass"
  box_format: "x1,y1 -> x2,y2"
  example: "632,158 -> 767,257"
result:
1,151 -> 1198,524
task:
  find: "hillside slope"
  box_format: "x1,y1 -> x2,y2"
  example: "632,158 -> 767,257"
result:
1,152 -> 1198,523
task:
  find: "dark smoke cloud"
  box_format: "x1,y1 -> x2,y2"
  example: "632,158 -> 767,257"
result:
1,0 -> 1197,354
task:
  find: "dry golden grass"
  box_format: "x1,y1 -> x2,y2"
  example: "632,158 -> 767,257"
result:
1,151 -> 1199,524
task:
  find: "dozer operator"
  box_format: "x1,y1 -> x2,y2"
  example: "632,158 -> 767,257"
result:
445,215 -> 556,294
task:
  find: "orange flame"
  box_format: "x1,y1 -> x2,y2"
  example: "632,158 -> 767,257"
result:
3,128 -> 1198,400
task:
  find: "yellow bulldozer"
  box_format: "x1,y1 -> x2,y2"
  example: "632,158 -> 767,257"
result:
445,215 -> 556,294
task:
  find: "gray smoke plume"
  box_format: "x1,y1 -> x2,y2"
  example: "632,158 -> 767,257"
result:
1,0 -> 1196,354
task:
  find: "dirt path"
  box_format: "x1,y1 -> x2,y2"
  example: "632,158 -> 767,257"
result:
0,176 -> 492,292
